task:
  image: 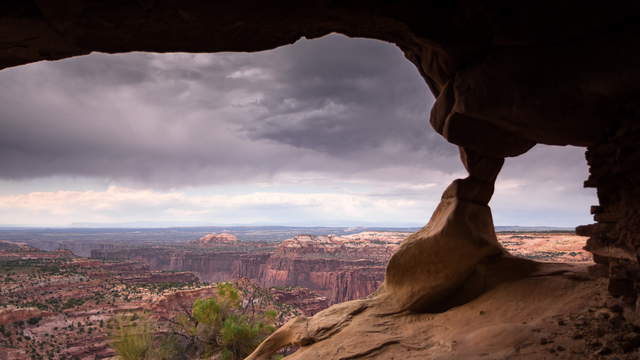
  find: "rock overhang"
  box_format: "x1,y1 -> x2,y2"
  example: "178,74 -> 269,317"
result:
2,1 -> 640,357
3,2 -> 640,153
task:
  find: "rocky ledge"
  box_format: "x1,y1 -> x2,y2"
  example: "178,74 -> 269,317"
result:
250,257 -> 640,359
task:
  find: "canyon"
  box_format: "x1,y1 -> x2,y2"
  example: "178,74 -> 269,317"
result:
90,231 -> 406,305
0,240 -> 323,359
91,231 -> 593,307
1,231 -> 594,359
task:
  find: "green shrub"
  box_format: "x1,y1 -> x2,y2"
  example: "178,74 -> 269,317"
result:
219,314 -> 275,360
111,282 -> 279,359
110,315 -> 153,360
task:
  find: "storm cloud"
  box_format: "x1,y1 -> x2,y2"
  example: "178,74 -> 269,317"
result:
0,34 -> 454,187
0,34 -> 596,227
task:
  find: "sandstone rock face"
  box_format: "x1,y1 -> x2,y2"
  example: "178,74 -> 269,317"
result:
383,197 -> 503,313
260,252 -> 384,304
498,233 -> 592,263
192,232 -> 239,246
92,247 -> 255,283
247,260 -> 619,360
577,118 -> 640,318
92,232 -> 405,305
380,149 -> 505,313
276,234 -> 400,260
271,287 -> 330,316
261,233 -> 403,304
0,307 -> 52,326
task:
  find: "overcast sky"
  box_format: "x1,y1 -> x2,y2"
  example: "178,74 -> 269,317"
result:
0,34 -> 595,227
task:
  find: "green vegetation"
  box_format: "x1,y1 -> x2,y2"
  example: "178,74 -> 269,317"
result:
110,315 -> 159,360
62,297 -> 87,310
525,251 -> 567,260
130,281 -> 201,294
27,316 -> 41,325
111,282 -> 279,360
0,258 -> 74,276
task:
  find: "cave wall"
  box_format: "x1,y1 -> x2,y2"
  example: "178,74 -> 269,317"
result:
578,117 -> 640,317
2,1 -> 640,313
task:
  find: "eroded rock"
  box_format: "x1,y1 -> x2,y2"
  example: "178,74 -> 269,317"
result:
248,259 -> 616,359
192,232 -> 239,246
381,195 -> 503,313
247,150 -> 510,357
378,148 -> 505,313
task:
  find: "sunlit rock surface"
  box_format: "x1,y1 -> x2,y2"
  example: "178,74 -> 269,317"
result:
192,232 -> 239,246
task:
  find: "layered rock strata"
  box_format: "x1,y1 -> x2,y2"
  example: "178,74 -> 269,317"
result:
577,118 -> 640,319
92,247 -> 264,283
192,232 -> 239,246
247,259 -> 632,360
92,233 -> 404,305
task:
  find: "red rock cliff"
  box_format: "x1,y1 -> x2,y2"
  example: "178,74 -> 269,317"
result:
239,233 -> 406,304
92,232 -> 407,305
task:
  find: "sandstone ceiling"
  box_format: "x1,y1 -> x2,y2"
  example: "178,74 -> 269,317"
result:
2,1 -> 640,158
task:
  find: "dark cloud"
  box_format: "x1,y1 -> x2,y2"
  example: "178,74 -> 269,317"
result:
242,36 -> 436,155
0,34 -> 457,187
0,33 -> 598,226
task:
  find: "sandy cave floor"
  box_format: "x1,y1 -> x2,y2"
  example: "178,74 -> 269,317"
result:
282,258 -> 640,360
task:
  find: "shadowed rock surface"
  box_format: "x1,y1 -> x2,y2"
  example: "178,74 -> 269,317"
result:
249,259 -> 640,360
2,1 -> 640,358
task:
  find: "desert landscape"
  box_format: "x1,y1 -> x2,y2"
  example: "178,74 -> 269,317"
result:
0,229 -> 593,359
92,230 -> 594,306
0,238 -> 325,359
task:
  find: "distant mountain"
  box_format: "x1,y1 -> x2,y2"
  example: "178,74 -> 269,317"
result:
494,225 -> 574,232
70,221 -> 215,228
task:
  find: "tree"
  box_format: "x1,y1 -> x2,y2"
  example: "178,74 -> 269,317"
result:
111,282 -> 279,360
219,312 -> 276,360
171,282 -> 277,359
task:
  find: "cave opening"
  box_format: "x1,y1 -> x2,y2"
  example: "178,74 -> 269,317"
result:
0,34 -> 448,228
1,30 -> 602,319
0,33 -> 596,238
492,144 -> 597,264
2,2 -> 640,358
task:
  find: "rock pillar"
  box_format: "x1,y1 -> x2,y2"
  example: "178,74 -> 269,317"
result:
382,147 -> 505,312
